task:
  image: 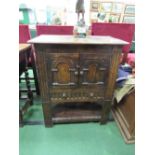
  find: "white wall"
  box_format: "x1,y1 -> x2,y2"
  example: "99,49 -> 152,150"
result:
19,0 -> 91,25
19,0 -> 134,25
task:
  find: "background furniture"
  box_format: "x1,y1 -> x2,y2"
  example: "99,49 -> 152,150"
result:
19,43 -> 33,127
36,25 -> 74,36
91,23 -> 135,63
29,35 -> 127,127
112,89 -> 135,143
19,24 -> 40,95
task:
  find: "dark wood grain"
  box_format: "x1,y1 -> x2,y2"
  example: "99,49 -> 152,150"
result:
112,89 -> 135,143
30,35 -> 127,127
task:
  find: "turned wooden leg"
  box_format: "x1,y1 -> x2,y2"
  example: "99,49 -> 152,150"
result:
100,100 -> 112,124
31,50 -> 40,96
32,66 -> 40,96
42,103 -> 53,127
25,68 -> 33,105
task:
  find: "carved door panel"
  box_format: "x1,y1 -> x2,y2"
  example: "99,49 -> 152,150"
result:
79,53 -> 110,87
46,53 -> 79,87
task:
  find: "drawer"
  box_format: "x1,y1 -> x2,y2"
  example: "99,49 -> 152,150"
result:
50,88 -> 105,102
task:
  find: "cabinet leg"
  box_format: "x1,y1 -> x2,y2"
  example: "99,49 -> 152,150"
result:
32,65 -> 40,96
100,100 -> 111,124
42,103 -> 53,127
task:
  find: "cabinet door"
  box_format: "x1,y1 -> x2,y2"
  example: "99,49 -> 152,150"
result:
79,53 -> 111,87
45,53 -> 79,87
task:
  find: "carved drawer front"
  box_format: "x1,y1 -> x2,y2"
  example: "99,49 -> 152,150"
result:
45,53 -> 79,88
50,89 -> 104,103
79,53 -> 111,87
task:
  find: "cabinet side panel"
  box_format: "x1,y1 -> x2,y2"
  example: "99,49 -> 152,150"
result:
105,46 -> 122,100
35,44 -> 50,103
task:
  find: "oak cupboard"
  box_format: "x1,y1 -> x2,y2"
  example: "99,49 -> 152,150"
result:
29,35 -> 128,127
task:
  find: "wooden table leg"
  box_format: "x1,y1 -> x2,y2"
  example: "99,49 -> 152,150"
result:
24,47 -> 34,105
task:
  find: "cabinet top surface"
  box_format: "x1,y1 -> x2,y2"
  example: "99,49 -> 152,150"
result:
28,35 -> 128,45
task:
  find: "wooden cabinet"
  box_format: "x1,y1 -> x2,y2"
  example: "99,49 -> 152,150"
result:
29,35 -> 127,127
112,89 -> 135,143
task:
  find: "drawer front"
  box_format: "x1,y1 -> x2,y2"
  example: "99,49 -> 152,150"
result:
50,88 -> 105,103
79,53 -> 111,87
45,53 -> 79,88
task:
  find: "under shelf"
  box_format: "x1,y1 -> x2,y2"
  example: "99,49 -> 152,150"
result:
52,102 -> 102,123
